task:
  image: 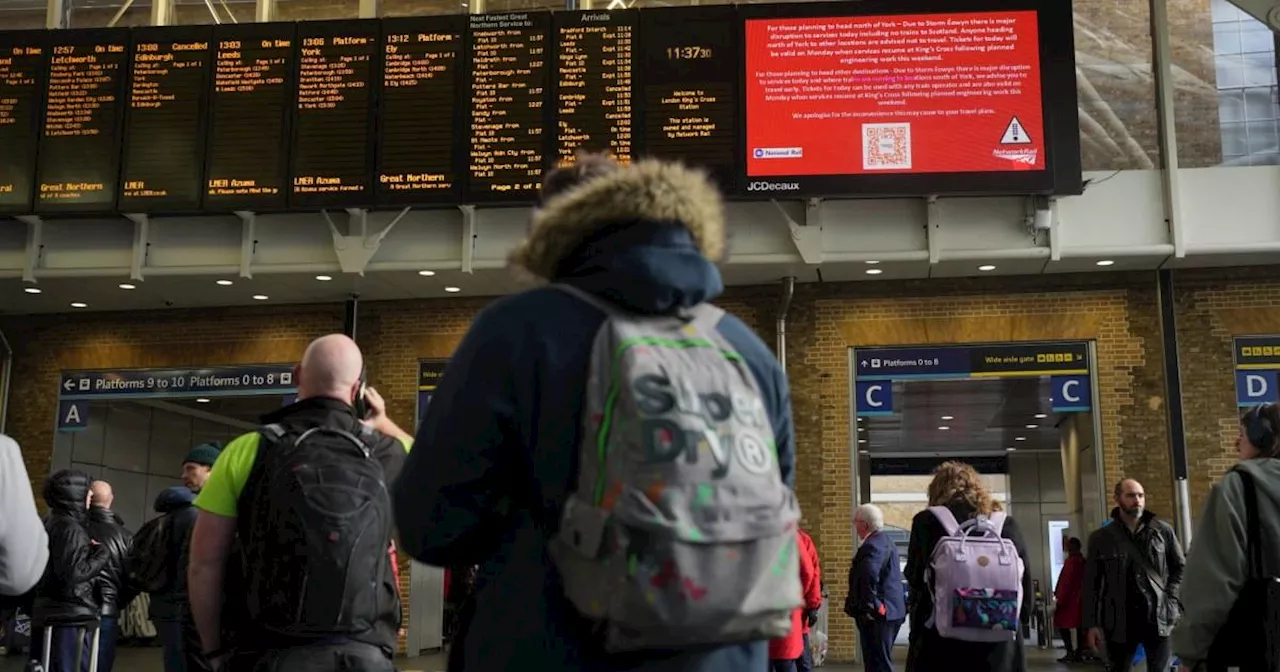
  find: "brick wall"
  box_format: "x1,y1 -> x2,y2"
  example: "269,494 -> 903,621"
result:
2,268 -> 1263,663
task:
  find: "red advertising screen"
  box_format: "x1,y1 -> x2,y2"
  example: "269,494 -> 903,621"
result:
745,10 -> 1045,180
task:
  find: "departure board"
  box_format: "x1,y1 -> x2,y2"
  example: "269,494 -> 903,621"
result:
0,32 -> 46,214
639,6 -> 738,191
36,29 -> 129,213
204,23 -> 295,211
377,16 -> 464,206
291,20 -> 379,208
465,12 -> 552,204
554,10 -> 636,167
119,26 -> 213,212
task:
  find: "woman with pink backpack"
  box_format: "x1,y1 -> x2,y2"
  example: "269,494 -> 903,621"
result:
902,461 -> 1032,672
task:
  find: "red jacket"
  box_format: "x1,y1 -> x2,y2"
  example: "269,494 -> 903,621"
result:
770,529 -> 823,660
1053,552 -> 1085,628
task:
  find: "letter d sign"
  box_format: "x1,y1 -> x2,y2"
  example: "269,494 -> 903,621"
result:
855,381 -> 893,416
1236,370 -> 1278,407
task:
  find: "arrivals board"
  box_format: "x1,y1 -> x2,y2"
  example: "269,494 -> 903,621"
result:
465,12 -> 553,204
204,22 -> 295,211
553,10 -> 637,166
119,26 -> 213,212
638,6 -> 738,192
0,31 -> 46,214
0,2 -> 1082,215
36,29 -> 129,213
377,16 -> 465,205
291,20 -> 380,208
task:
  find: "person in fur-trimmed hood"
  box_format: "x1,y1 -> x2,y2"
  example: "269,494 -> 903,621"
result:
393,153 -> 796,672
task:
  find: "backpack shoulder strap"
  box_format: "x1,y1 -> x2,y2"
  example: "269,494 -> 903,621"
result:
259,423 -> 288,446
985,511 -> 1009,536
928,506 -> 961,536
1235,467 -> 1264,578
551,283 -> 624,319
687,303 -> 726,334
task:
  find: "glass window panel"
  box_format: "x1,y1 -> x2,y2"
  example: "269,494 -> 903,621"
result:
1251,151 -> 1280,166
1240,24 -> 1274,53
381,0 -> 466,16
1246,120 -> 1278,154
1075,1 -> 1158,171
174,0 -> 255,24
275,0 -> 358,21
1220,89 -> 1246,122
1214,25 -> 1241,56
1211,0 -> 1242,24
1217,54 -> 1246,89
1244,87 -> 1279,121
1221,121 -> 1249,156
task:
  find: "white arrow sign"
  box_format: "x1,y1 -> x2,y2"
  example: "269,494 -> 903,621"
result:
63,379 -> 75,391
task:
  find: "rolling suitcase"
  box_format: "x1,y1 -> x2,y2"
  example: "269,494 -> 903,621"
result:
38,621 -> 100,672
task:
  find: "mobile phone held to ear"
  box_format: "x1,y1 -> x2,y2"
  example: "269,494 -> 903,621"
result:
354,369 -> 371,419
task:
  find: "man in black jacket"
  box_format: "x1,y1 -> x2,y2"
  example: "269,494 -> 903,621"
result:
87,480 -> 134,672
34,469 -> 110,672
1082,478 -> 1186,672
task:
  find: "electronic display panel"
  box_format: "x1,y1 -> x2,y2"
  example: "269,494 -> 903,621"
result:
553,9 -> 636,166
377,15 -> 465,206
290,20 -> 380,208
119,26 -> 213,212
638,5 -> 738,192
0,31 -> 46,214
204,22 -> 296,211
35,29 -> 129,213
464,11 -> 553,204
741,1 -> 1079,197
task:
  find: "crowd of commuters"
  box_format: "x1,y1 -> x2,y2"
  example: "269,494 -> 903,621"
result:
0,151 -> 1277,672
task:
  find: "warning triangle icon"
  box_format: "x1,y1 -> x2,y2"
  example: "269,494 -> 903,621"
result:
1001,116 -> 1032,145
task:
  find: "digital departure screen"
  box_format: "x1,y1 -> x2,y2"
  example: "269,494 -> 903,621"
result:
742,8 -> 1052,197
377,16 -> 463,205
36,29 -> 129,213
119,26 -> 213,212
204,23 -> 295,211
554,10 -> 636,166
0,32 -> 46,214
465,12 -> 552,204
639,6 -> 738,191
291,20 -> 379,208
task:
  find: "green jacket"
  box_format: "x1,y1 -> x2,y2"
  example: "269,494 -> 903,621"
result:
1171,458 -> 1280,668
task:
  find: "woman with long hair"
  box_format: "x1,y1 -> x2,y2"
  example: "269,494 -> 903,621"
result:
903,461 -> 1032,672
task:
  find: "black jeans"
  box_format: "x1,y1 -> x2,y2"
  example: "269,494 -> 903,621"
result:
228,642 -> 394,672
1105,628 -> 1171,672
857,619 -> 902,672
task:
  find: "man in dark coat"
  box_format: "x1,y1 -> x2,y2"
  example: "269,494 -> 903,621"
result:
86,480 -> 134,672
846,503 -> 905,672
33,469 -> 110,672
1082,478 -> 1186,672
392,155 -> 796,672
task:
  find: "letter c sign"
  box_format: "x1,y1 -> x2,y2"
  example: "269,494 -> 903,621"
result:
855,381 -> 894,416
1050,375 -> 1092,412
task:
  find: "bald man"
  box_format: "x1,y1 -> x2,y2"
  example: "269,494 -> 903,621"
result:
1082,478 -> 1185,672
86,480 -> 135,672
188,334 -> 412,672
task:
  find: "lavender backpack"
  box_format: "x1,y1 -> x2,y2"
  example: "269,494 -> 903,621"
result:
925,506 -> 1025,642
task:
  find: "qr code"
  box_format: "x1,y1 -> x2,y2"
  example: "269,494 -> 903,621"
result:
862,123 -> 912,170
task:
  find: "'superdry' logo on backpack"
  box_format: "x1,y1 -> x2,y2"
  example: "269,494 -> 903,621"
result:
546,284 -> 802,653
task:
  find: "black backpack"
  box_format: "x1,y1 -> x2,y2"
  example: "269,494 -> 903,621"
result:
126,514 -> 173,593
239,422 -> 397,641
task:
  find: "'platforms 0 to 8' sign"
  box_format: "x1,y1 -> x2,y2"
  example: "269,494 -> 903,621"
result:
0,0 -> 1079,215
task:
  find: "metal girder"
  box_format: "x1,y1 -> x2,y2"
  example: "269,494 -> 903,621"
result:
151,0 -> 174,26
235,210 -> 256,278
769,199 -> 823,264
323,208 -> 411,275
358,0 -> 380,18
1150,0 -> 1187,258
926,196 -> 941,265
125,213 -> 150,281
459,205 -> 477,273
16,215 -> 43,283
1227,0 -> 1280,30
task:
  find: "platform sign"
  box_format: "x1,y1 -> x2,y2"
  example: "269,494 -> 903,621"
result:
57,400 -> 89,432
1233,336 -> 1280,407
1051,375 -> 1092,412
855,381 -> 894,416
417,359 -> 448,430
58,365 -> 297,401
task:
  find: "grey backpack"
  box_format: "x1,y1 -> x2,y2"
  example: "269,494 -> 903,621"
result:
547,283 -> 802,653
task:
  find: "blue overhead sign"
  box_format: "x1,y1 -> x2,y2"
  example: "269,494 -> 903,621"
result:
1051,375 -> 1092,412
1234,336 -> 1280,407
417,359 -> 449,429
856,381 -> 894,416
855,343 -> 1090,381
58,365 -> 297,401
57,400 -> 88,432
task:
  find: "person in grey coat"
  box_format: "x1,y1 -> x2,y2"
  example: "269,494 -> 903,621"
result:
1172,403 -> 1280,672
0,434 -> 48,597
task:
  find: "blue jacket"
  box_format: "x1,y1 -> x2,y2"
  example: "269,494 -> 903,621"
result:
846,530 -> 906,624
148,486 -> 197,622
393,159 -> 795,672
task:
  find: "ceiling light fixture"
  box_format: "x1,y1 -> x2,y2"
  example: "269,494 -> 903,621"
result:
24,287 -> 41,294
1034,413 -> 1047,419
1096,260 -> 1116,267
941,415 -> 954,421
119,283 -> 136,290
252,294 -> 269,300
418,270 -> 436,277
1007,447 -> 1017,451
1015,436 -> 1027,441
216,280 -> 233,286
938,425 -> 951,431
858,427 -> 865,432
865,260 -> 880,265
444,286 -> 461,293
978,264 -> 997,272
70,302 -> 87,308
1025,424 -> 1038,429
859,449 -> 870,455
865,269 -> 883,275
196,398 -> 210,404
315,275 -> 332,282
858,439 -> 867,444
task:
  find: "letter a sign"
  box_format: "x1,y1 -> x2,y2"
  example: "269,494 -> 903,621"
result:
58,400 -> 88,432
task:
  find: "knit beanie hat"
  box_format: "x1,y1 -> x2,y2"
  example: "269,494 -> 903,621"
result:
183,441 -> 223,467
